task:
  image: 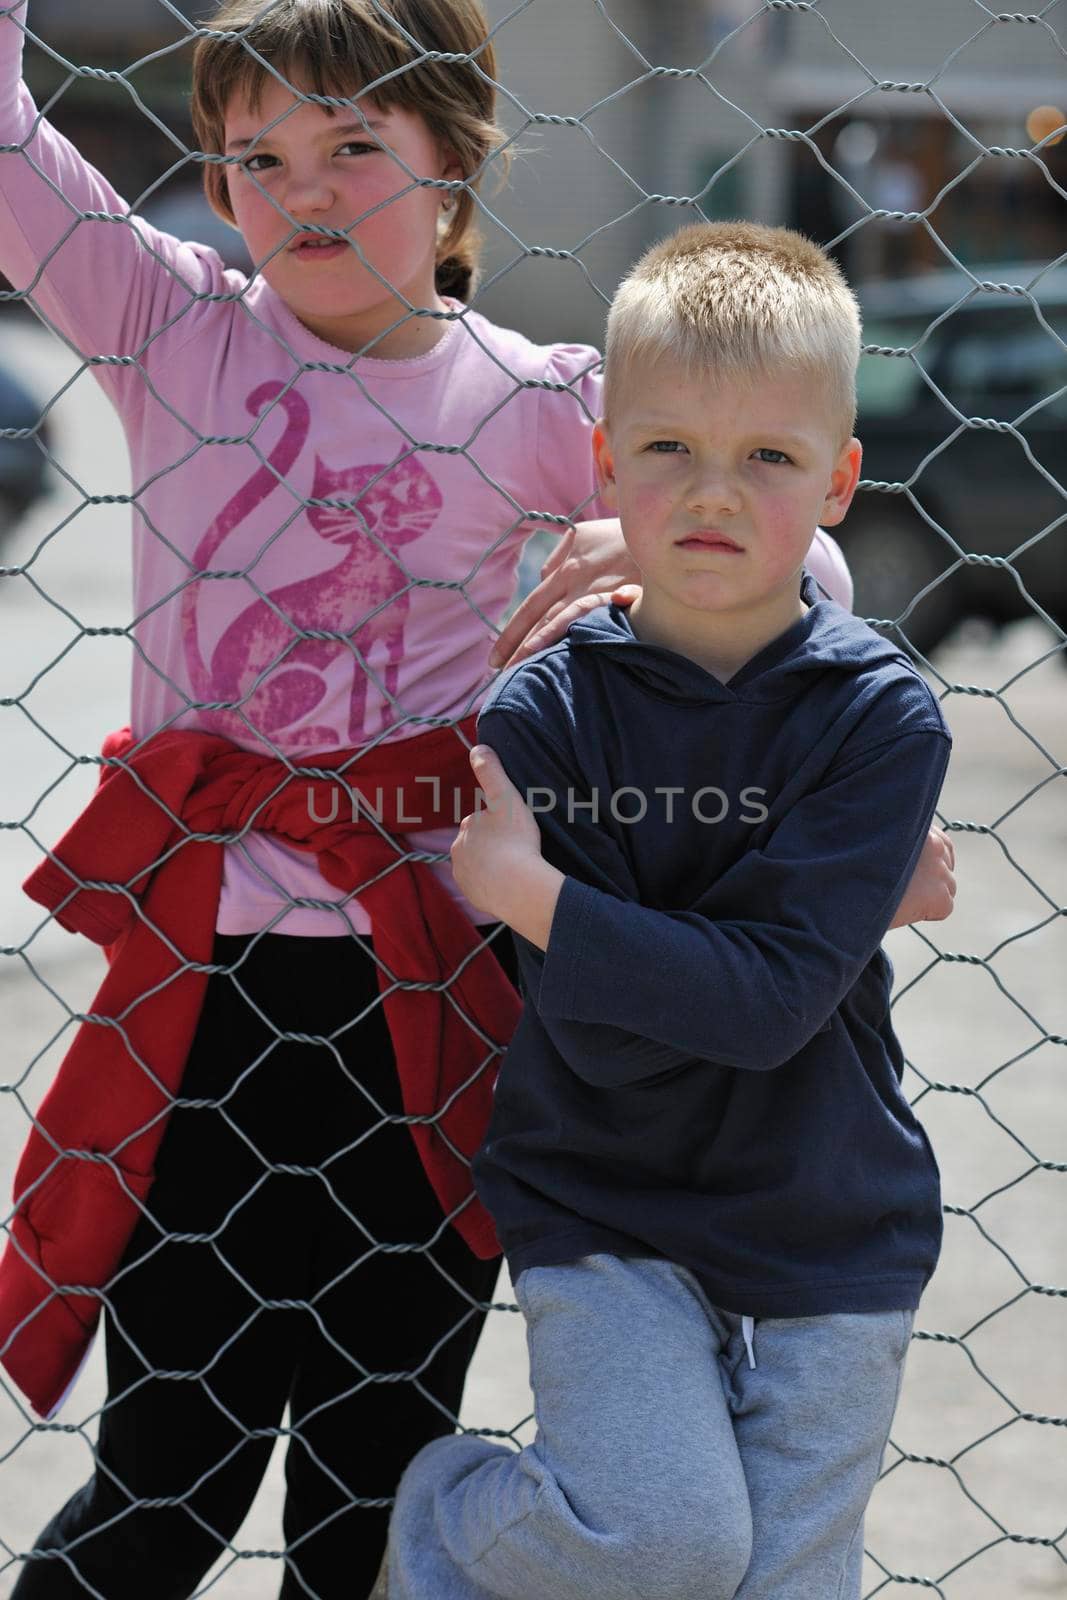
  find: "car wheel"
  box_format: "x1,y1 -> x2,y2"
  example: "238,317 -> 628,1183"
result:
839,507 -> 958,659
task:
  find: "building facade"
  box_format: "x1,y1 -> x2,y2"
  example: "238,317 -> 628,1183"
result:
14,0 -> 1067,348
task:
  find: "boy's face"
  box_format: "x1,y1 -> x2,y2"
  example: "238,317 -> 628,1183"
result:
222,75 -> 461,350
593,358 -> 862,639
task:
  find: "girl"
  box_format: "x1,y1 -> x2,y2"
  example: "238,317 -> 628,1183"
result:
0,0 -> 869,1595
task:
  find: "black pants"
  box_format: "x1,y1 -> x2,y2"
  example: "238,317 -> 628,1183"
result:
14,928 -> 516,1599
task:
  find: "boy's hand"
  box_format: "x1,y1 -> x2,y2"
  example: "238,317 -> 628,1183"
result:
451,746 -> 565,949
490,521 -> 642,671
889,826 -> 956,929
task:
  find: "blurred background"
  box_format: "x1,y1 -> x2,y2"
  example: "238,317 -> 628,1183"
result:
5,0 -> 1067,650
1,1 -> 1065,1596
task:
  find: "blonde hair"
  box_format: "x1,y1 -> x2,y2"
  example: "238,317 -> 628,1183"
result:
604,221 -> 862,443
190,0 -> 507,300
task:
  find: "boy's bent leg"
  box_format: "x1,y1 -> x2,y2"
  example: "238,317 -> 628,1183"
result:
389,1255 -> 752,1600
728,1309 -> 913,1600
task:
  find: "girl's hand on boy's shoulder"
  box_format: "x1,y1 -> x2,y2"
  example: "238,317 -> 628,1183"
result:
490,521 -> 642,671
888,825 -> 957,930
451,747 -> 564,949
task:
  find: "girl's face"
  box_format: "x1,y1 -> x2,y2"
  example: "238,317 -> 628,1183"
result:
223,74 -> 462,356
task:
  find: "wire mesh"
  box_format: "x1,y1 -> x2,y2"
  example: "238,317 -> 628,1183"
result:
0,0 -> 1064,1595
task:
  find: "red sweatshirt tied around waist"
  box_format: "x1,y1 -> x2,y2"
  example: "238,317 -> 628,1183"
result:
0,718 -> 520,1417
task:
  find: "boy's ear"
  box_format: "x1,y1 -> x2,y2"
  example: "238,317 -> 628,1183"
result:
592,422 -> 618,508
819,437 -> 863,528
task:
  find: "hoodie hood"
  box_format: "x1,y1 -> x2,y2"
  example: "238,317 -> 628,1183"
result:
564,571 -> 910,705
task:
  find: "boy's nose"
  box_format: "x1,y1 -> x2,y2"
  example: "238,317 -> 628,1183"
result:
686,469 -> 743,516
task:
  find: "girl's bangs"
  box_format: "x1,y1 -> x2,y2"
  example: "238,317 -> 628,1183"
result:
210,3 -> 424,120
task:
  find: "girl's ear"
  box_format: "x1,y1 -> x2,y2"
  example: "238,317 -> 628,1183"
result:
592,423 -> 618,507
439,142 -> 465,186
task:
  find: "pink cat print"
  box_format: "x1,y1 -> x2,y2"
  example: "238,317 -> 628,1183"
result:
182,380 -> 442,749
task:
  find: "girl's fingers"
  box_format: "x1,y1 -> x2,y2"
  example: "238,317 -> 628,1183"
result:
539,525 -> 575,581
490,570 -> 567,667
520,592 -> 614,658
492,555 -> 637,670
496,606 -> 569,671
517,600 -> 571,655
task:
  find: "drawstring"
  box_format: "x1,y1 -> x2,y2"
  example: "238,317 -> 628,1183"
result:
741,1315 -> 757,1370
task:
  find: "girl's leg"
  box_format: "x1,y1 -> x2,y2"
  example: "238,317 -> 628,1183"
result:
279,1198 -> 499,1599
11,935 -> 321,1599
275,930 -> 514,1600
13,1208 -> 302,1599
726,1309 -> 914,1600
14,924 -> 518,1600
388,1255 -> 754,1600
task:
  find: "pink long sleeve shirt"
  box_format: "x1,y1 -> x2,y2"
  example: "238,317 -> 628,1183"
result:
0,4 -> 851,936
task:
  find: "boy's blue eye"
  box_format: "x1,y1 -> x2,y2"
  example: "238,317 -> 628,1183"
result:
649,440 -> 686,453
753,448 -> 790,464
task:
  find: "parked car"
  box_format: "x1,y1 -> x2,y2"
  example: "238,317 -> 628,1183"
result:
842,262 -> 1067,656
0,351 -> 50,538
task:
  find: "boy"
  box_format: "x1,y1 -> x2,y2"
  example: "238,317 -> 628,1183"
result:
387,221 -> 952,1600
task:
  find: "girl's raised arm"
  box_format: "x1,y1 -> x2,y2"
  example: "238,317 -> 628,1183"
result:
0,1 -> 226,398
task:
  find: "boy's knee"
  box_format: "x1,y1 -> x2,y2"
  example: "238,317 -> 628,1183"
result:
585,1507 -> 752,1600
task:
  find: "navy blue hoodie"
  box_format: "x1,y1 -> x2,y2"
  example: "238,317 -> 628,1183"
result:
473,575 -> 952,1317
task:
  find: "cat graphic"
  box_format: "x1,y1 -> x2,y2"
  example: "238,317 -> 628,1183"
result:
181,379 -> 442,748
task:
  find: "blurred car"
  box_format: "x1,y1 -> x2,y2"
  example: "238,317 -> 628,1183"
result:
840,262 -> 1067,656
0,352 -> 50,538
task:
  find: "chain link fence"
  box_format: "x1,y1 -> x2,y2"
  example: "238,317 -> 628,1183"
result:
1,0 -> 1065,1595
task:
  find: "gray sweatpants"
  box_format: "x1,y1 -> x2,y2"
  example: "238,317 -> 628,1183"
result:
388,1254 -> 913,1600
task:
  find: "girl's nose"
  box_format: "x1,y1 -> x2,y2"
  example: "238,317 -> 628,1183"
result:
284,171 -> 336,217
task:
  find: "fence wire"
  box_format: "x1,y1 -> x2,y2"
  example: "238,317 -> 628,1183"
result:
0,0 -> 1065,1596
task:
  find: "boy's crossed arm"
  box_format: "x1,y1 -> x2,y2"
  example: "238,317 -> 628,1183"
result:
889,824 -> 955,928
453,712 -> 952,1087
455,739 -> 694,1086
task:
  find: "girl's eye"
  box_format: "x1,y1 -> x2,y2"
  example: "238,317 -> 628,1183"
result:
648,440 -> 686,454
241,153 -> 279,174
238,140 -> 376,175
753,448 -> 790,465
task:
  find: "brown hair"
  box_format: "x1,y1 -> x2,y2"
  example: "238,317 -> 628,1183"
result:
605,221 -> 862,444
190,0 -> 507,300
